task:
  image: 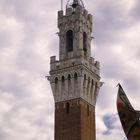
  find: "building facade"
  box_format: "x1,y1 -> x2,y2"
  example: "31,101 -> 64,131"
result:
48,0 -> 101,139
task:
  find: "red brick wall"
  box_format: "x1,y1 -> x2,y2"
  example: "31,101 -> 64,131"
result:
55,98 -> 96,140
80,100 -> 95,140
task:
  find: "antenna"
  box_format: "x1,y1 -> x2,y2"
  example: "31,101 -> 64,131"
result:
61,0 -> 63,10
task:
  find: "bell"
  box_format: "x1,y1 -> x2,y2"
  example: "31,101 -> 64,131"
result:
72,0 -> 79,8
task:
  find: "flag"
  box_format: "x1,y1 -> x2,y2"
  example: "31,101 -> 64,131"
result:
117,84 -> 140,140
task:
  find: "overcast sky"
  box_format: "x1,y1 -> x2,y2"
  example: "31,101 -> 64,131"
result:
0,0 -> 140,140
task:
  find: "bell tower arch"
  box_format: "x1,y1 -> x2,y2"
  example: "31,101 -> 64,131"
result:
48,0 -> 101,140
58,0 -> 92,61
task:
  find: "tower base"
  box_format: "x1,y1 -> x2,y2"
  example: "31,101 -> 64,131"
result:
55,98 -> 96,140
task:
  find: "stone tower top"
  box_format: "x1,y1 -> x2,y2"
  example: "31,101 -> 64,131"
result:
48,1 -> 100,106
57,2 -> 93,61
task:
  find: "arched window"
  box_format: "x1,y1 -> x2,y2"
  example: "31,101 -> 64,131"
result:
61,76 -> 65,95
87,77 -> 90,96
68,74 -> 72,96
68,74 -> 71,80
55,77 -> 59,95
84,74 -> 86,80
74,73 -> 78,80
66,30 -> 73,52
62,76 -> 65,83
92,79 -> 94,85
55,77 -> 58,84
83,32 -> 87,52
91,79 -> 94,99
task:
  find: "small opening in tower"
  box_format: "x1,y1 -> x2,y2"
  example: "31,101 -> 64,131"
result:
83,32 -> 87,52
66,102 -> 70,114
55,77 -> 58,84
66,30 -> 73,52
62,76 -> 65,82
74,73 -> 78,80
84,74 -> 86,80
68,74 -> 71,80
92,79 -> 94,85
87,104 -> 90,116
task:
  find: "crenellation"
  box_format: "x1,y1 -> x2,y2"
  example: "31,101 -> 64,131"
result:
58,8 -> 92,30
50,56 -> 56,63
50,56 -> 100,79
90,57 -> 95,64
58,10 -> 63,18
83,9 -> 88,17
88,14 -> 92,23
75,5 -> 83,14
66,8 -> 73,16
95,61 -> 100,69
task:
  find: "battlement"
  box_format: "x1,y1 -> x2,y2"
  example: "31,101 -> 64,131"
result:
50,55 -> 99,67
58,6 -> 92,29
50,55 -> 100,76
58,6 -> 92,20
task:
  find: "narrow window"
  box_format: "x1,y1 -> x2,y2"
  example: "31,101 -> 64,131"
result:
74,73 -> 78,95
91,79 -> 94,99
87,77 -> 90,96
84,74 -> 86,80
55,77 -> 58,95
74,73 -> 78,80
92,79 -> 94,85
62,76 -> 65,83
61,76 -> 65,95
87,104 -> 89,116
83,32 -> 87,52
66,30 -> 73,52
55,77 -> 58,84
68,74 -> 72,96
83,74 -> 87,96
66,102 -> 70,114
68,74 -> 71,80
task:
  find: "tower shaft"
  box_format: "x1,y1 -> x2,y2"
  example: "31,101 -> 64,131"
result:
55,99 -> 96,140
48,2 -> 100,140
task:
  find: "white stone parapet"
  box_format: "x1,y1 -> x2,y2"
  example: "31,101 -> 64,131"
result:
49,55 -> 100,106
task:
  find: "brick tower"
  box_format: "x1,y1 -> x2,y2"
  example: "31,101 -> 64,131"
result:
48,0 -> 100,140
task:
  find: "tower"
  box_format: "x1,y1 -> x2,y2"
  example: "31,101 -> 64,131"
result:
48,0 -> 100,139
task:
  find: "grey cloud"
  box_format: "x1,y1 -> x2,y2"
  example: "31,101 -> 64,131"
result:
1,0 -> 140,140
103,114 -> 117,132
130,0 -> 140,20
92,0 -> 135,46
0,0 -> 55,139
